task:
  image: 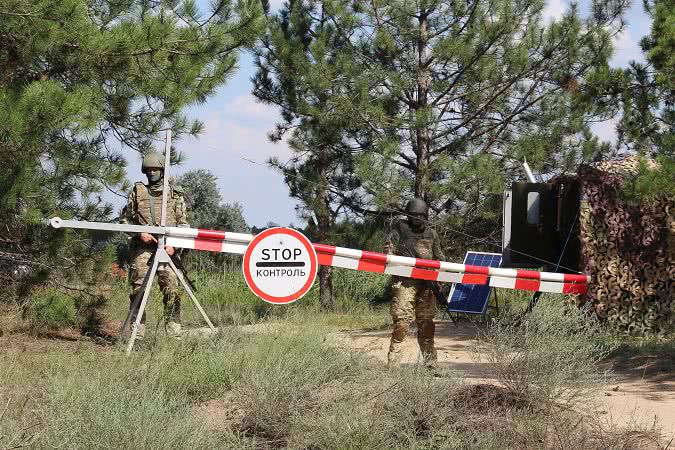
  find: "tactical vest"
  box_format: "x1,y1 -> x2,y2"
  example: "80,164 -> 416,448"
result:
132,182 -> 180,226
396,220 -> 435,259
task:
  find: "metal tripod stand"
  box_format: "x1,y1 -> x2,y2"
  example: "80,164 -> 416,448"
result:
118,238 -> 216,353
118,130 -> 215,353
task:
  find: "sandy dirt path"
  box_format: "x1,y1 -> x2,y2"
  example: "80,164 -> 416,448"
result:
342,320 -> 675,439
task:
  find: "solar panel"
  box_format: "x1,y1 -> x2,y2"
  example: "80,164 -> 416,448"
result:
446,251 -> 502,314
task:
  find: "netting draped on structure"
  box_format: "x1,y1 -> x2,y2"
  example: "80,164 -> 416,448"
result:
578,158 -> 675,335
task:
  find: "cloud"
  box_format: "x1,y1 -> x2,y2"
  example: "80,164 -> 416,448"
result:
543,0 -> 566,23
177,118 -> 299,227
611,29 -> 645,67
174,85 -> 301,226
222,94 -> 282,123
197,116 -> 291,162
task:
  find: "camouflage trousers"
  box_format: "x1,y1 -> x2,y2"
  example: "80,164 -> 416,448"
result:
128,249 -> 181,324
388,277 -> 437,365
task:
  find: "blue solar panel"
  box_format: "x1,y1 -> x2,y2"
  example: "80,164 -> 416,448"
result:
447,252 -> 502,314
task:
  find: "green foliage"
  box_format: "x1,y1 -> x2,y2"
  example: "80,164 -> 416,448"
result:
2,312 -> 665,450
23,243 -> 116,334
643,0 -> 675,95
44,378 -> 212,449
477,298 -> 615,408
253,0 -> 371,308
148,268 -> 390,329
354,0 -> 625,211
176,169 -> 249,271
0,0 -> 263,302
255,0 -> 630,257
590,2 -> 673,149
620,154 -> 675,202
177,169 -> 248,232
593,0 -> 675,199
25,288 -> 77,332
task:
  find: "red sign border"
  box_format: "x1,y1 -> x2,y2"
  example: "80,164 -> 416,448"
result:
242,227 -> 318,304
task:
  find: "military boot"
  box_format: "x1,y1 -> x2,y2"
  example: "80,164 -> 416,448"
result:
166,321 -> 182,338
421,349 -> 438,369
163,293 -> 182,338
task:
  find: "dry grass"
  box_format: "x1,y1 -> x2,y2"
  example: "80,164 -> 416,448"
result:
0,277 -> 669,449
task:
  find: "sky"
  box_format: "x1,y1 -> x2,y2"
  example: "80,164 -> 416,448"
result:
114,0 -> 652,229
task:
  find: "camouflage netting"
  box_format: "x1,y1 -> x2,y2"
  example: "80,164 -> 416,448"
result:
578,157 -> 675,335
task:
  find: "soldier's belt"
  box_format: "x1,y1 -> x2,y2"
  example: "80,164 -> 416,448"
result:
49,217 -> 589,294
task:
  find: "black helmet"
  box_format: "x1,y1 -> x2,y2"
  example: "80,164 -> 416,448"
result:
405,198 -> 428,217
141,152 -> 164,173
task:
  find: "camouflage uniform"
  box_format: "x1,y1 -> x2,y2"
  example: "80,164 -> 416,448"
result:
120,181 -> 188,325
385,213 -> 445,366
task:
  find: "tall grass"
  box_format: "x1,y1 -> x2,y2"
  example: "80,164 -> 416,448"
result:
476,297 -> 616,408
4,261 -> 668,449
1,308 -> 666,449
104,267 -> 391,332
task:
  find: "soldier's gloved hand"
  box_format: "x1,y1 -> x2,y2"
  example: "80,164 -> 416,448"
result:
140,233 -> 157,244
165,246 -> 175,256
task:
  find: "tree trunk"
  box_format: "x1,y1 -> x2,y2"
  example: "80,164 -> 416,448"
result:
317,143 -> 334,310
318,265 -> 333,311
414,12 -> 431,201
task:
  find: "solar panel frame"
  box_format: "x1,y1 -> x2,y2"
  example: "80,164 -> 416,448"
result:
446,251 -> 502,314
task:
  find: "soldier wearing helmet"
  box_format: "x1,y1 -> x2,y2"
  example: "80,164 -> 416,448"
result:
384,198 -> 445,366
120,152 -> 189,338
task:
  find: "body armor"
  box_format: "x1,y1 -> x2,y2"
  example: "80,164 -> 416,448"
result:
131,182 -> 182,226
394,220 -> 435,259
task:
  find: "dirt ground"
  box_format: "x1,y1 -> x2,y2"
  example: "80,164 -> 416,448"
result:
341,320 -> 675,440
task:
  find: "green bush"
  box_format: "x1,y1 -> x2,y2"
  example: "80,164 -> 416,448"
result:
44,381 -> 210,449
25,288 -> 77,333
372,367 -> 462,448
230,329 -> 372,447
476,298 -> 615,409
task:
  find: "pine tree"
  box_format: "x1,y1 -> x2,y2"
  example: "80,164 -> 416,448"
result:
622,0 -> 673,155
586,0 -> 674,200
620,0 -> 674,198
253,0 -> 367,310
351,0 -> 627,251
0,0 -> 264,299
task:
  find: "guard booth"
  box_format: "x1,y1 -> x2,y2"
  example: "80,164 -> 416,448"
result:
502,178 -> 581,272
445,177 -> 583,318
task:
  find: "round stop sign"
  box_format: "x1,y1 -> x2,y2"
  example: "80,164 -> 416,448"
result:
242,227 -> 318,304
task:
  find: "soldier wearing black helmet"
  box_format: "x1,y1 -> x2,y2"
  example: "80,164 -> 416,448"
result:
120,152 -> 189,338
384,198 -> 445,366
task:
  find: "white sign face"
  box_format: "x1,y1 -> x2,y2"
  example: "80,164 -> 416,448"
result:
242,227 -> 318,304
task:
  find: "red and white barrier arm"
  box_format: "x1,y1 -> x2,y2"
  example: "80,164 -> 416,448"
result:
163,227 -> 251,254
47,219 -> 589,294
164,228 -> 589,295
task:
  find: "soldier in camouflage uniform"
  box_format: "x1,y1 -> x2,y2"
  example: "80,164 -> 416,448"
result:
120,152 -> 189,338
384,198 -> 445,366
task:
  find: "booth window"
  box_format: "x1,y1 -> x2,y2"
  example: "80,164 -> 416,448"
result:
527,192 -> 540,225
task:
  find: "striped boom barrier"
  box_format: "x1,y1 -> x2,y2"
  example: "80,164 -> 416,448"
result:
164,228 -> 589,295
48,219 -> 589,294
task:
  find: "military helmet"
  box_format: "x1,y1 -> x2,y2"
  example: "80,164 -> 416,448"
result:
141,152 -> 164,173
405,198 -> 428,217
